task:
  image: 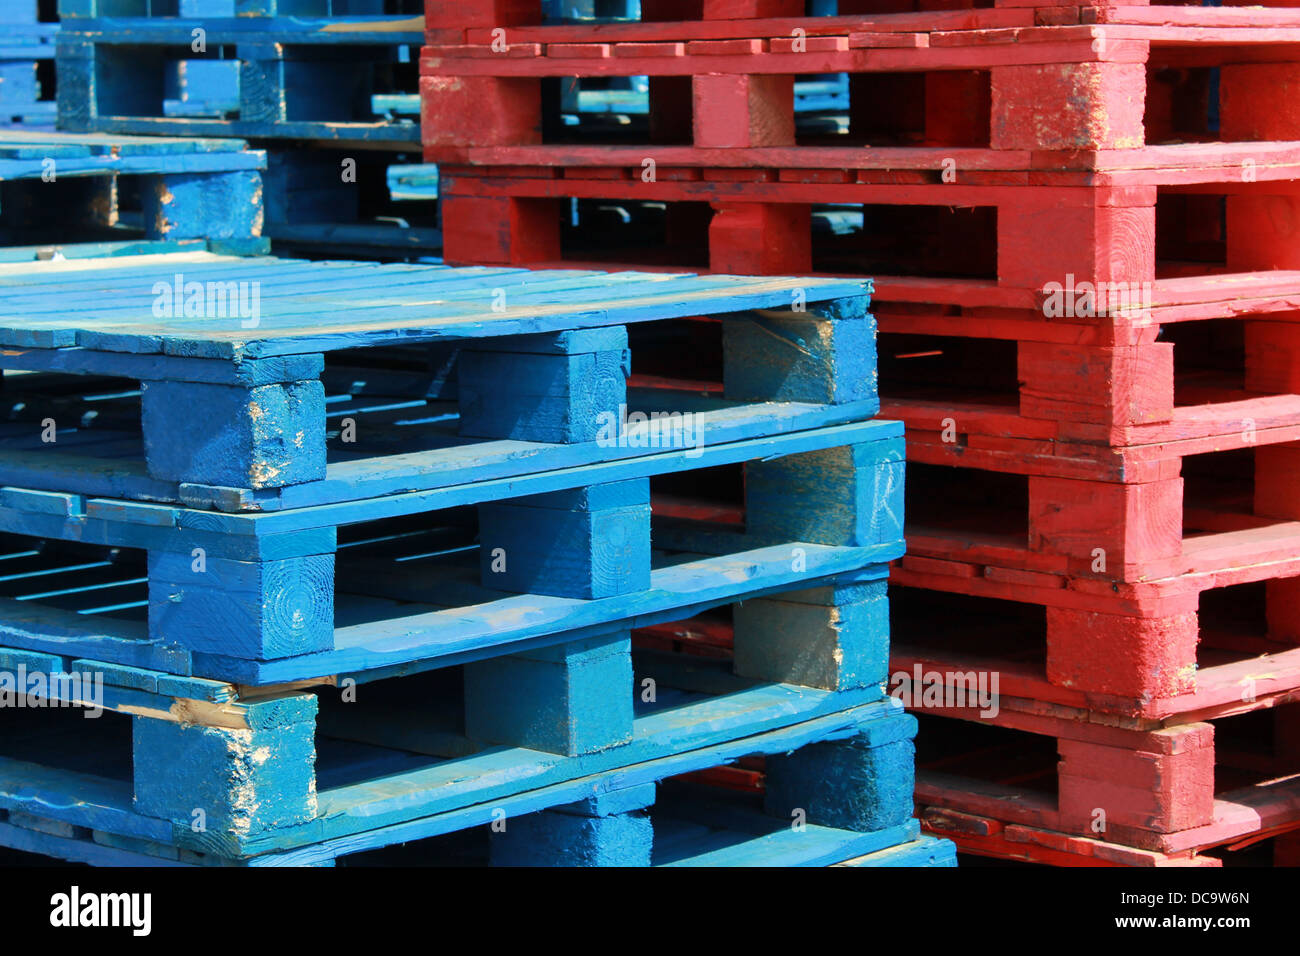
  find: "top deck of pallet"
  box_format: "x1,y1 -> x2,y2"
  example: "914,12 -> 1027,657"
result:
0,252 -> 869,360
425,2 -> 1300,44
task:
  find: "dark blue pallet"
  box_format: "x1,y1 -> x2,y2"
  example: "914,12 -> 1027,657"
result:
56,17 -> 422,144
0,130 -> 265,245
0,656 -> 922,865
261,147 -> 441,262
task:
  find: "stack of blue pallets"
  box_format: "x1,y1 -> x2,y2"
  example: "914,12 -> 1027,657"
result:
0,0 -> 57,128
54,0 -> 436,260
0,253 -> 953,867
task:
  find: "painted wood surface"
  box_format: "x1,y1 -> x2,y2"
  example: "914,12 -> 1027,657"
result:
0,681 -> 918,863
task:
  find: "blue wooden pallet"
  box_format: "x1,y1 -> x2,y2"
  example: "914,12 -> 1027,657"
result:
261,147 -> 441,261
0,254 -> 877,512
57,0 -> 423,18
833,833 -> 956,868
386,161 -> 438,201
0,658 -> 919,865
0,18 -> 56,128
0,236 -> 269,262
0,411 -> 902,677
0,130 -> 265,244
56,17 -> 422,144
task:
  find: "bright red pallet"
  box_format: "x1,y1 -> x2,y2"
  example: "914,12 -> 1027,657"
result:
426,0 -> 1300,48
918,812 -> 1224,866
907,692 -> 1300,862
434,162 -> 1300,302
422,17 -> 1300,161
896,554 -> 1300,710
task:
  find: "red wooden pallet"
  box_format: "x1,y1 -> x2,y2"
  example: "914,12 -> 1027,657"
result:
434,165 -> 1300,306
427,3 -> 1032,45
427,0 -> 1300,44
905,695 -> 1300,861
919,812 -> 1224,866
427,0 -> 1300,49
891,520 -> 1300,708
422,21 -> 1300,159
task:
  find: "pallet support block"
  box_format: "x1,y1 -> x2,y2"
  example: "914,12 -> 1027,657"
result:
478,480 -> 651,598
733,579 -> 889,691
709,202 -> 812,275
723,304 -> 876,407
692,74 -> 794,149
925,70 -> 990,146
420,75 -> 541,149
701,0 -> 802,16
998,191 -> 1155,292
425,0 -> 539,36
1226,185 -> 1300,271
1256,441 -> 1300,520
489,784 -> 655,866
990,61 -> 1146,150
1018,342 -> 1174,427
457,329 -> 630,442
133,693 -> 319,840
140,377 -> 327,489
440,195 -> 562,265
1246,321 -> 1300,393
1028,475 -> 1182,576
464,631 -> 635,755
1265,576 -> 1300,643
1220,62 -> 1300,142
1057,724 -> 1216,835
144,170 -> 264,241
147,541 -> 336,660
746,443 -> 904,547
764,723 -> 917,833
1046,606 -> 1199,699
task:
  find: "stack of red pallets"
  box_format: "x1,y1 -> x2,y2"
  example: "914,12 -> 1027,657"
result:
421,0 -> 1300,867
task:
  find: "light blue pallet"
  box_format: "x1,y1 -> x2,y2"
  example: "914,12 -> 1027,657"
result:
56,17 -> 423,144
0,254 -> 878,510
386,161 -> 438,201
834,833 -> 957,867
0,810 -> 954,867
0,130 -> 266,245
0,421 -> 902,680
0,664 -> 919,865
654,809 -> 951,867
0,253 -> 892,675
0,236 -> 268,261
0,18 -> 57,129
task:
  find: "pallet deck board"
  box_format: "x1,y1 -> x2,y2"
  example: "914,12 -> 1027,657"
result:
0,255 -> 866,357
